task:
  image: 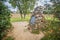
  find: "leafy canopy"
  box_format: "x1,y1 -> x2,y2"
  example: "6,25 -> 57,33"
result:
9,0 -> 37,14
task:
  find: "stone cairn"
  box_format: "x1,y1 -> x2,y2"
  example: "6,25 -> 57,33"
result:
28,6 -> 46,31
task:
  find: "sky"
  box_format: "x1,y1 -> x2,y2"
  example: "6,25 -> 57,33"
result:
35,0 -> 49,7
4,0 -> 51,12
4,2 -> 18,12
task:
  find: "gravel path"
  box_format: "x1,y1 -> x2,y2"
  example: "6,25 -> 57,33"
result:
11,22 -> 44,40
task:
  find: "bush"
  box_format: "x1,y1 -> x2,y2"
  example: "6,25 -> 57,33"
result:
5,36 -> 14,40
41,20 -> 60,40
0,2 -> 11,40
54,11 -> 60,20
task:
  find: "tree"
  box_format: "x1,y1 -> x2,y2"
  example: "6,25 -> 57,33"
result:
0,1 -> 11,40
9,0 -> 37,19
44,0 -> 54,14
50,0 -> 60,19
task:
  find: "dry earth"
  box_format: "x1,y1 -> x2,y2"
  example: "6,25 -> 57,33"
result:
10,22 -> 44,40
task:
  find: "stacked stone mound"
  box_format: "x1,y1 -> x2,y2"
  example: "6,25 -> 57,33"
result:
28,6 -> 46,30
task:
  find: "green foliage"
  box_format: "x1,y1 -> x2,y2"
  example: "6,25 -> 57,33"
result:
9,0 -> 36,18
42,1 -> 60,39
0,1 -> 11,40
50,0 -> 60,19
9,0 -> 36,10
31,29 -> 40,34
41,19 -> 60,40
5,36 -> 14,40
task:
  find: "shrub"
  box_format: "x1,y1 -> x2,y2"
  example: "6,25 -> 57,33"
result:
54,11 -> 60,20
0,1 -> 11,40
5,36 -> 14,40
41,20 -> 60,40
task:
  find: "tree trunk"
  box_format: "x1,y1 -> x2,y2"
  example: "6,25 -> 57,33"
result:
24,14 -> 26,19
20,13 -> 23,19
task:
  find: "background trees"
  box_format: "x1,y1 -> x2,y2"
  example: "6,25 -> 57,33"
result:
9,0 -> 37,19
51,0 -> 60,19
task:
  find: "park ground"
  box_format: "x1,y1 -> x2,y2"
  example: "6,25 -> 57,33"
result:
11,22 -> 44,40
5,13 -> 60,40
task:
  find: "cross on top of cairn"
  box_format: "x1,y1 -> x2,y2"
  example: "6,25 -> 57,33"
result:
28,6 -> 45,30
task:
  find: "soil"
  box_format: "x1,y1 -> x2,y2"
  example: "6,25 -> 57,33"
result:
10,22 -> 44,40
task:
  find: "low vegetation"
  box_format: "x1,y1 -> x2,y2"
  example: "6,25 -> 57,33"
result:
0,2 -> 11,40
5,36 -> 14,40
41,14 -> 60,40
10,14 -> 31,22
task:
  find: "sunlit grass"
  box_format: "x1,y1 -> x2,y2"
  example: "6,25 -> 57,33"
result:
10,15 -> 30,22
10,14 -> 59,22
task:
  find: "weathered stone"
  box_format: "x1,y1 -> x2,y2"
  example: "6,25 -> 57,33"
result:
28,6 -> 46,31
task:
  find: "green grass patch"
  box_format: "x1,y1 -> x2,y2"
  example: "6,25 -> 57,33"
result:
10,14 -> 59,22
10,16 -> 30,22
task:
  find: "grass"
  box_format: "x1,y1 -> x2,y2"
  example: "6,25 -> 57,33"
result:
10,15 -> 30,22
10,14 -> 59,22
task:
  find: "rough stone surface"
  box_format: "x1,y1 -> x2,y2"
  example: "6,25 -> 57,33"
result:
29,6 -> 45,30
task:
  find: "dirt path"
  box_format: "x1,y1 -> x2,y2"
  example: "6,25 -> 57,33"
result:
11,22 -> 44,40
